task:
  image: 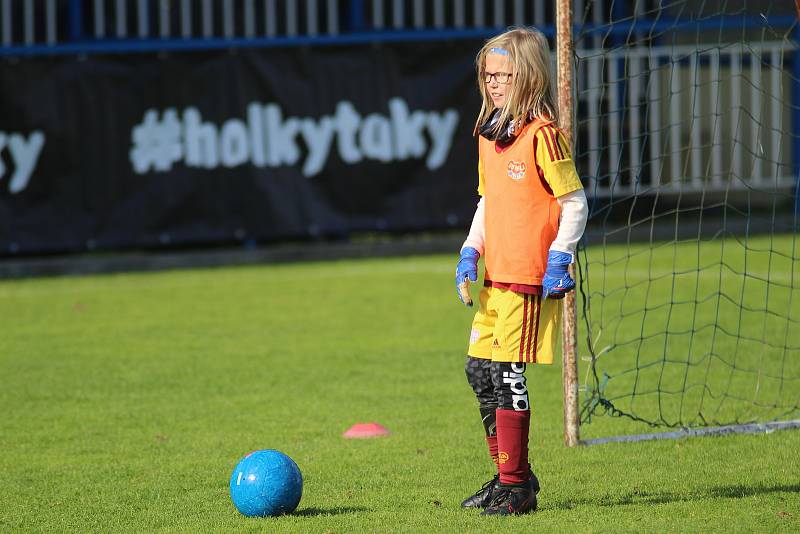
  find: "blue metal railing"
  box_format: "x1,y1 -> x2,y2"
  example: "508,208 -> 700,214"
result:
0,1 -> 795,56
0,27 -> 530,56
68,0 -> 83,41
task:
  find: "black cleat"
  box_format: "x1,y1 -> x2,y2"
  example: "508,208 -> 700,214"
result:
480,475 -> 539,516
461,474 -> 499,508
462,471 -> 539,510
480,483 -> 537,516
528,471 -> 541,494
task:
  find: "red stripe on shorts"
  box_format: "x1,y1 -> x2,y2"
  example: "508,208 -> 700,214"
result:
523,294 -> 534,362
531,296 -> 541,363
518,294 -> 529,362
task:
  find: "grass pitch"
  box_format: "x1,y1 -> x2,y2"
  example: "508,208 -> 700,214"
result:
1,239 -> 798,532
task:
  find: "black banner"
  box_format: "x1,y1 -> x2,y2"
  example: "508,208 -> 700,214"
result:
0,42 -> 482,256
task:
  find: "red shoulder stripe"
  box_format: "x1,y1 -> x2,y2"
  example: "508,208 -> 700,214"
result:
556,129 -> 571,159
547,126 -> 564,160
540,128 -> 556,162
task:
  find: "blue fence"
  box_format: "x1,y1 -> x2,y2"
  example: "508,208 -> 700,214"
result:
0,1 -> 795,55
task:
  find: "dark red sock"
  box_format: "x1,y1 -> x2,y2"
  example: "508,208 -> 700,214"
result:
486,435 -> 499,467
496,409 -> 530,485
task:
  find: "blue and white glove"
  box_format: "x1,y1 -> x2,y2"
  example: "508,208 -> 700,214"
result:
455,247 -> 480,306
542,250 -> 575,299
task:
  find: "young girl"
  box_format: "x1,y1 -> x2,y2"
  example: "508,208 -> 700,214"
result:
455,28 -> 588,516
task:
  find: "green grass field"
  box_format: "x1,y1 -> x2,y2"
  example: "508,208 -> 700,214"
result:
1,239 -> 798,532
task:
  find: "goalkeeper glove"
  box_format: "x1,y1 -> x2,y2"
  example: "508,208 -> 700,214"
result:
455,247 -> 480,306
542,250 -> 575,299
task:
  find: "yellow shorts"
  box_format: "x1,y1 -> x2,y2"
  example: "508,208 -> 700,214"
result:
467,285 -> 561,364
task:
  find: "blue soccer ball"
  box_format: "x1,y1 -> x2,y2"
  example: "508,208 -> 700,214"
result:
229,449 -> 303,517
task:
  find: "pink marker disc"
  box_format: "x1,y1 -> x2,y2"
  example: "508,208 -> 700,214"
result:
342,422 -> 390,439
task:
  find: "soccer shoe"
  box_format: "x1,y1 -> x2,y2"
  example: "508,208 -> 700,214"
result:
480,482 -> 538,516
528,470 -> 541,494
460,474 -> 499,508
462,471 -> 540,509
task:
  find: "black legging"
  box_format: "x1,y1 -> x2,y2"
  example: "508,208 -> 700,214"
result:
465,356 -> 529,435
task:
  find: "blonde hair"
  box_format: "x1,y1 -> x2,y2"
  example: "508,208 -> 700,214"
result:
473,27 -> 558,137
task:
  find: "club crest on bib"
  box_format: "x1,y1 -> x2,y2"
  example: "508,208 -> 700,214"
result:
507,160 -> 526,180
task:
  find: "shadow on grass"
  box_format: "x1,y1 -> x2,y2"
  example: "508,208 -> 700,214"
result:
294,506 -> 369,516
548,483 -> 800,510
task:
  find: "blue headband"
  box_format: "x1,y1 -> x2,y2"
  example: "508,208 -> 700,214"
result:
489,47 -> 509,56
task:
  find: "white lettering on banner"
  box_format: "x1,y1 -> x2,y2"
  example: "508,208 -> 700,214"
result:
182,107 -> 215,169
299,116 -> 336,176
129,98 -> 460,177
0,133 -> 5,179
426,110 -> 459,169
219,119 -> 250,167
264,104 -> 301,166
389,98 -> 427,159
359,113 -> 393,162
247,102 -> 266,166
0,130 -> 45,194
131,108 -> 184,172
334,101 -> 362,164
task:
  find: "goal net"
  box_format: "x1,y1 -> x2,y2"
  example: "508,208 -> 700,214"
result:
573,0 -> 800,432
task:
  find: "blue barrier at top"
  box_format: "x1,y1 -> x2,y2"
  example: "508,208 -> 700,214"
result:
0,0 -> 795,56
